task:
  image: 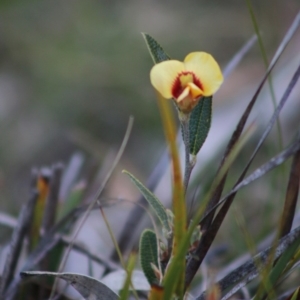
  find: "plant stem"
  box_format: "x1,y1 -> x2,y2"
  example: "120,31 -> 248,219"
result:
179,112 -> 195,193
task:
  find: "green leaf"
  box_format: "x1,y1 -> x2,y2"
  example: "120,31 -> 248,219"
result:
123,170 -> 170,231
142,33 -> 170,64
189,96 -> 212,155
20,271 -> 119,300
139,229 -> 159,285
290,288 -> 300,300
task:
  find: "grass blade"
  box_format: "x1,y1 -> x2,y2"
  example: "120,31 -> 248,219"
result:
201,10 -> 300,232
195,225 -> 300,300
119,253 -> 136,300
279,149 -> 300,237
222,35 -> 257,78
185,125 -> 254,289
210,135 -> 300,217
196,60 -> 300,271
246,0 -> 281,136
48,116 -> 134,299
261,236 -> 300,299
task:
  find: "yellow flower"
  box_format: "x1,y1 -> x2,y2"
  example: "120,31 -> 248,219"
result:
150,52 -> 223,113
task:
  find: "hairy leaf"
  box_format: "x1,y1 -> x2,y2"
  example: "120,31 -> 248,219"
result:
142,33 -> 170,64
20,271 -> 119,300
189,96 -> 212,155
123,170 -> 170,231
140,229 -> 159,285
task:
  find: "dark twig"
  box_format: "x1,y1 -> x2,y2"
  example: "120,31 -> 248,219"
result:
188,110 -> 299,291
210,136 -> 300,220
185,136 -> 300,290
5,234 -> 61,300
196,225 -> 300,300
0,175 -> 38,298
200,25 -> 300,233
4,203 -> 100,300
185,55 -> 300,289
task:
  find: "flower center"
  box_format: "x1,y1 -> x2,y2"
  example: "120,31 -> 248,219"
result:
171,72 -> 203,100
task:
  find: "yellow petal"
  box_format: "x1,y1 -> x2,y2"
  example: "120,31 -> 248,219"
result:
150,60 -> 185,99
184,52 -> 223,96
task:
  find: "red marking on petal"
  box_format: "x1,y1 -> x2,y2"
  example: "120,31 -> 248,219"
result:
193,74 -> 203,92
171,76 -> 182,99
171,71 -> 203,99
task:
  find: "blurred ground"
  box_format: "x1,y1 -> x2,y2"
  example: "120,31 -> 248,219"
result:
0,0 -> 299,219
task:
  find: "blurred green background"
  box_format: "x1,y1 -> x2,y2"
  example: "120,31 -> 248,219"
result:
0,0 -> 299,214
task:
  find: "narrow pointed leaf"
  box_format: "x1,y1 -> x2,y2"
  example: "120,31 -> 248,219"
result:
20,271 -> 119,300
189,96 -> 212,155
200,11 -> 300,232
195,225 -> 300,300
279,149 -> 300,237
217,135 -> 300,210
123,170 -> 170,231
289,288 -> 300,300
140,229 -> 159,285
185,125 -> 255,289
188,57 -> 300,290
257,233 -> 300,299
142,33 -> 170,64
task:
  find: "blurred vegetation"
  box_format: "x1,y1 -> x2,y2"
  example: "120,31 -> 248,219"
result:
0,1 -> 300,299
0,0 -> 298,219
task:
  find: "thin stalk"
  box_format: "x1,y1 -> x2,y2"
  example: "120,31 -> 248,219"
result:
99,205 -> 139,300
180,112 -> 195,192
49,116 -> 134,300
246,0 -> 284,152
